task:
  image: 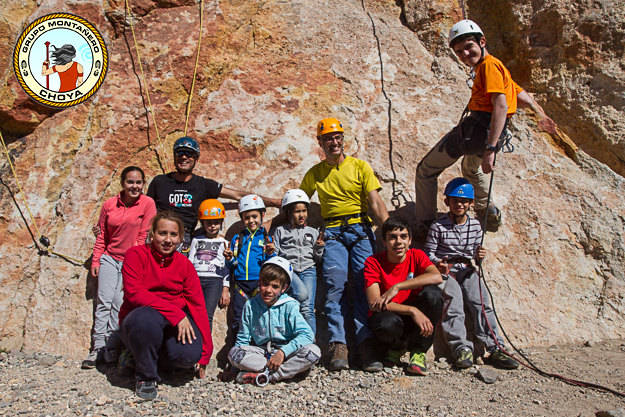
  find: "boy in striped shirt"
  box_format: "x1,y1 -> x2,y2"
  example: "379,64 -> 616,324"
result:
424,177 -> 518,370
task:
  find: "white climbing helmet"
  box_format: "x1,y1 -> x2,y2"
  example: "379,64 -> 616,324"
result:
238,194 -> 266,214
448,19 -> 484,47
281,189 -> 310,211
261,256 -> 293,286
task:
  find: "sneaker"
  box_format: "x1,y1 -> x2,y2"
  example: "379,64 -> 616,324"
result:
235,371 -> 260,385
328,342 -> 349,371
454,348 -> 474,369
80,348 -> 103,369
489,348 -> 519,369
358,338 -> 383,372
383,349 -> 404,368
103,348 -> 118,364
406,351 -> 427,375
135,380 -> 157,400
475,205 -> 502,233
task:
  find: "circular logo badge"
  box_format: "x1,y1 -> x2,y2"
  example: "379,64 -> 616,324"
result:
13,13 -> 108,108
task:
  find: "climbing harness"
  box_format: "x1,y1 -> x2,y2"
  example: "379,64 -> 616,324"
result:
0,130 -> 86,265
475,152 -> 625,398
123,0 -> 206,173
233,282 -> 259,301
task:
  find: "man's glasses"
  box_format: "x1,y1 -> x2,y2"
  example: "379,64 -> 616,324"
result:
175,150 -> 197,158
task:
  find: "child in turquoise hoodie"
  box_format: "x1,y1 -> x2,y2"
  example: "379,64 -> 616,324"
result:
228,257 -> 320,385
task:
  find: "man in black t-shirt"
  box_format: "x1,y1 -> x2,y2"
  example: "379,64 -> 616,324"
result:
147,136 -> 280,255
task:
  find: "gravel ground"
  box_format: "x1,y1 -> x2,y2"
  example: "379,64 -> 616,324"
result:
1,340 -> 624,417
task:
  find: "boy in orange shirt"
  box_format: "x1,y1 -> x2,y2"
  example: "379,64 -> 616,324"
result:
414,20 -> 555,233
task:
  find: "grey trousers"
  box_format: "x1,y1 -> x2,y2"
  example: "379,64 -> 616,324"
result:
441,268 -> 504,357
228,344 -> 320,382
414,137 -> 490,222
93,253 -> 124,349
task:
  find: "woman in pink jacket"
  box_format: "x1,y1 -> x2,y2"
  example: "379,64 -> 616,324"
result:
119,211 -> 212,400
82,166 -> 156,369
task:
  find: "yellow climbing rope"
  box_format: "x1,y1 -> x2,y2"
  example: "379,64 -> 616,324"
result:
124,0 -> 205,162
0,130 -> 86,265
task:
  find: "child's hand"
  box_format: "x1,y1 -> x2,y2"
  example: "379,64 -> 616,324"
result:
196,363 -> 207,379
265,241 -> 275,255
371,285 -> 399,311
476,245 -> 486,260
436,257 -> 450,275
267,350 -> 285,371
92,225 -> 101,237
177,316 -> 196,345
219,287 -> 231,309
411,308 -> 434,337
223,247 -> 233,261
315,236 -> 325,246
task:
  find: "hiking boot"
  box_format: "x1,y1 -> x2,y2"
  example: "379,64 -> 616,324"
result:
235,371 -> 260,385
382,349 -> 404,368
328,342 -> 349,371
406,351 -> 427,375
358,339 -> 383,373
80,347 -> 103,369
475,205 -> 502,233
454,348 -> 474,369
135,380 -> 157,400
488,348 -> 519,369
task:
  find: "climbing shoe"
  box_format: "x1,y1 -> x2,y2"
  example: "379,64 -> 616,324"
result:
358,338 -> 383,373
406,351 -> 427,375
475,205 -> 502,233
454,348 -> 474,369
328,342 -> 349,371
383,349 -> 404,368
489,348 -> 519,369
135,380 -> 157,401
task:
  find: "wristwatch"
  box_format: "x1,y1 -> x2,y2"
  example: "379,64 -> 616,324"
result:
484,143 -> 497,152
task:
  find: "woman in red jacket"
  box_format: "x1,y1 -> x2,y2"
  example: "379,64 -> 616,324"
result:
119,211 -> 212,400
82,166 -> 156,369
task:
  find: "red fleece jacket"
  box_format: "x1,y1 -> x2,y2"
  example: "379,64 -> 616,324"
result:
119,244 -> 213,364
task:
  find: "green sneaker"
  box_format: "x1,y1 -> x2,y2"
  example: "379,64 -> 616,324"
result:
454,348 -> 474,369
383,349 -> 404,368
406,351 -> 427,375
489,348 -> 519,369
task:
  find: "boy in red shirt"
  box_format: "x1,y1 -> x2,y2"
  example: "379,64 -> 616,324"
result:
364,216 -> 443,375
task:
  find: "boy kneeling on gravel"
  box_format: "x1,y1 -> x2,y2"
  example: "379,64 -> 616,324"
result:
364,216 -> 444,375
228,257 -> 320,385
424,178 -> 518,370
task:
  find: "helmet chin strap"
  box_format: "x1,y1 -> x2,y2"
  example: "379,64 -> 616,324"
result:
451,212 -> 468,225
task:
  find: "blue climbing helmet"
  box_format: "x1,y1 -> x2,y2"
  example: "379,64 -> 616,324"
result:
444,177 -> 474,199
173,136 -> 200,156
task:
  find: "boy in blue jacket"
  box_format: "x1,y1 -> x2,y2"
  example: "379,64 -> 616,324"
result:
224,194 -> 276,341
229,257 -> 320,385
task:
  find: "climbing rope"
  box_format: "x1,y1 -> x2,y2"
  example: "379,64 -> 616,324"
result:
361,0 -> 409,209
184,0 -> 204,136
124,0 -> 205,169
0,130 -> 86,265
459,0 -> 467,20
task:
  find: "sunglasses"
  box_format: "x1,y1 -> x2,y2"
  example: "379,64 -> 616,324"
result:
175,150 -> 197,158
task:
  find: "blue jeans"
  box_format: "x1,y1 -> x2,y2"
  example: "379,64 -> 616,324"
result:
322,223 -> 375,345
199,277 -> 222,332
292,267 -> 317,334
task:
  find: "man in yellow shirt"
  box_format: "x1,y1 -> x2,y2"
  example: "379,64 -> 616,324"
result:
300,117 -> 389,372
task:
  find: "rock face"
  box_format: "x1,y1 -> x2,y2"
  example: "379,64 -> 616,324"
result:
0,0 -> 623,358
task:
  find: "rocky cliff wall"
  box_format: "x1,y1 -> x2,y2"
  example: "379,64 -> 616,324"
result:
0,0 -> 623,358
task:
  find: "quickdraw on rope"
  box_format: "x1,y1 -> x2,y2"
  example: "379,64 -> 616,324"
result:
0,130 -> 86,265
124,0 -> 205,171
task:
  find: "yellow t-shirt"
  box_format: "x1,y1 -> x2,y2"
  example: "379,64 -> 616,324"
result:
468,54 -> 523,116
300,156 -> 381,227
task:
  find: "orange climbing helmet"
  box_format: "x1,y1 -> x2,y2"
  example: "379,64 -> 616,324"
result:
198,199 -> 226,220
317,117 -> 344,137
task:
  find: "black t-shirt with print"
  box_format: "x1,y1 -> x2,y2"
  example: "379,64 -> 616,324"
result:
147,173 -> 222,233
